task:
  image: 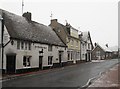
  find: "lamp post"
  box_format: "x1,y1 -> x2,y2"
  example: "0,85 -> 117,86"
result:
0,17 -> 4,72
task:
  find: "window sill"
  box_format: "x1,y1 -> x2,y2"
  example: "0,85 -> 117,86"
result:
48,64 -> 52,66
23,66 -> 31,68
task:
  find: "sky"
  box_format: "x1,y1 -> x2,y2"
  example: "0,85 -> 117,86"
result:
0,0 -> 119,47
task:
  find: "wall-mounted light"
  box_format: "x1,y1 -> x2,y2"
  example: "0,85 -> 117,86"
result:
11,40 -> 14,45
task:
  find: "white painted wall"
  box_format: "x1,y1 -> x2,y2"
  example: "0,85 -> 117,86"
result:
3,29 -> 67,70
81,39 -> 92,61
0,12 -> 2,70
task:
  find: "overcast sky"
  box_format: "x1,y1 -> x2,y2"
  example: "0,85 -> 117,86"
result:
0,0 -> 119,47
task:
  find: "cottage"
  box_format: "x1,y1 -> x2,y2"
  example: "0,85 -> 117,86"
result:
109,46 -> 119,58
79,31 -> 93,62
92,43 -> 112,60
49,19 -> 80,64
0,9 -> 67,74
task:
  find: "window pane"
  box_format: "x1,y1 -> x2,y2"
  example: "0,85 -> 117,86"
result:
28,43 -> 31,50
25,42 -> 27,50
48,45 -> 52,51
23,56 -> 31,67
17,41 -> 20,49
48,56 -> 52,65
21,41 -> 24,50
27,58 -> 30,66
23,56 -> 26,67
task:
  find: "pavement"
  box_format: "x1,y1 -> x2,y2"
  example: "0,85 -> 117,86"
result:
87,63 -> 120,89
0,67 -> 62,82
91,60 -> 105,63
0,60 -> 105,81
0,62 -> 84,82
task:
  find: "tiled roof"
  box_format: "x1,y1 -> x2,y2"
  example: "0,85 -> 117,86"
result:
81,31 -> 94,49
96,43 -> 112,52
1,9 -> 66,47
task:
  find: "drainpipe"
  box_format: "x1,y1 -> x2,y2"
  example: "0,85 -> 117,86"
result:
0,17 -> 4,72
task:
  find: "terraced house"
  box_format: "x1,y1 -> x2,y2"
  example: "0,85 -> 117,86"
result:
49,19 -> 80,64
79,31 -> 93,62
92,43 -> 112,60
0,9 -> 67,74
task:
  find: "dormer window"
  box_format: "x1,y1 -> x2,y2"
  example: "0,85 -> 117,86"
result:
48,45 -> 52,51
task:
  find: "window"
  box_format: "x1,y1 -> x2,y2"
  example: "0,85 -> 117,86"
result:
82,44 -> 85,51
96,51 -> 100,57
77,52 -> 80,59
25,42 -> 27,50
23,56 -> 31,67
28,42 -> 31,50
21,41 -> 24,50
71,52 -> 72,60
48,56 -> 52,65
88,43 -> 90,49
17,41 -> 20,49
48,45 -> 52,51
67,51 -> 70,60
76,41 -> 78,47
82,54 -> 84,58
71,39 -> 74,46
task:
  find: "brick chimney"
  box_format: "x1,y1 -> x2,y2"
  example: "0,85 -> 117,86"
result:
94,43 -> 97,47
51,19 -> 58,24
22,12 -> 32,21
106,44 -> 108,48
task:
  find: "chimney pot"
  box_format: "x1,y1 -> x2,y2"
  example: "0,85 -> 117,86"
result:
22,12 -> 32,21
94,43 -> 97,46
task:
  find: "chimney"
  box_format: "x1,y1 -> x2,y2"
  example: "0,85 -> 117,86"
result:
94,43 -> 97,47
22,12 -> 32,21
51,19 -> 58,24
106,44 -> 108,48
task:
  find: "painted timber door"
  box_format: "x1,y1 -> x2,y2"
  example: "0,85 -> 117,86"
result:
6,55 -> 16,74
85,53 -> 87,62
59,51 -> 62,64
39,56 -> 43,69
88,53 -> 91,61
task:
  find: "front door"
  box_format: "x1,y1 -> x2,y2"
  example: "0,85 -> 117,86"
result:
39,56 -> 43,69
88,53 -> 91,61
59,52 -> 62,64
6,55 -> 16,74
85,53 -> 87,62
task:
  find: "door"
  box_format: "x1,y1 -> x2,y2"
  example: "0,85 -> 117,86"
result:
59,51 -> 64,67
39,56 -> 43,69
6,55 -> 16,74
88,53 -> 91,61
59,52 -> 62,64
59,53 -> 61,64
85,53 -> 87,62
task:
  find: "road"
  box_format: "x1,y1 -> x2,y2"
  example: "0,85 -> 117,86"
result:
2,59 -> 119,87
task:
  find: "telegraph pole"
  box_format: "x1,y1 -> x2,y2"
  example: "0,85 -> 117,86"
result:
22,0 -> 24,15
50,11 -> 53,20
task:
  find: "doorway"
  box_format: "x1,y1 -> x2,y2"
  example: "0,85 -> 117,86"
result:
85,53 -> 87,62
88,53 -> 91,61
6,54 -> 16,74
39,56 -> 43,69
59,51 -> 63,66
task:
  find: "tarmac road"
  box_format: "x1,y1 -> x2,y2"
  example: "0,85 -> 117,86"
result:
2,59 -> 119,88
